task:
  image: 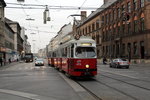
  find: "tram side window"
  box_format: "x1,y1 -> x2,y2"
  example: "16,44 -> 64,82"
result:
71,45 -> 74,58
67,47 -> 70,57
62,47 -> 67,57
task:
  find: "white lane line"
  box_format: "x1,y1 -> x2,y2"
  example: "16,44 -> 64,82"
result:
59,73 -> 86,92
0,89 -> 40,100
100,69 -> 139,79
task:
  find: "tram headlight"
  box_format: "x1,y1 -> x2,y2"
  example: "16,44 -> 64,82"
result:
85,65 -> 90,68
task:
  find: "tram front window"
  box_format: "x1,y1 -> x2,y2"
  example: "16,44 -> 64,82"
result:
76,47 -> 96,58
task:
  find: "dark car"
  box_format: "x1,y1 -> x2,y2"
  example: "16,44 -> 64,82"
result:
110,58 -> 129,69
35,58 -> 44,66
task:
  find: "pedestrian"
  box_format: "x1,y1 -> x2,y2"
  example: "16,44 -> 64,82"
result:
103,57 -> 107,64
0,57 -> 3,66
9,58 -> 11,64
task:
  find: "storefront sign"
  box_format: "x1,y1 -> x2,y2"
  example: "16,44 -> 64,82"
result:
0,47 -> 6,52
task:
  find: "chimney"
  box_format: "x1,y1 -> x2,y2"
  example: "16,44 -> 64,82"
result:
91,11 -> 95,13
81,11 -> 87,21
104,0 -> 110,4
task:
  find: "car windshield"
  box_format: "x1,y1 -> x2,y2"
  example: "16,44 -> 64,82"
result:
36,59 -> 43,61
76,47 -> 96,58
25,55 -> 32,58
119,58 -> 127,61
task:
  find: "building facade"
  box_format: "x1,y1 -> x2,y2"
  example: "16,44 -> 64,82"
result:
74,0 -> 150,63
6,19 -> 23,60
101,0 -> 150,63
0,0 -> 6,60
4,22 -> 15,62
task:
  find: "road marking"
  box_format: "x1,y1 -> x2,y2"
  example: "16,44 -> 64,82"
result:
100,69 -> 139,79
0,89 -> 40,100
59,73 -> 86,92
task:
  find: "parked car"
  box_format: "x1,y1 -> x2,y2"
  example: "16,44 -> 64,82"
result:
110,58 -> 129,69
35,58 -> 44,66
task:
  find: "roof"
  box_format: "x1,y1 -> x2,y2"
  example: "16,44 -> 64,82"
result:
78,0 -> 118,27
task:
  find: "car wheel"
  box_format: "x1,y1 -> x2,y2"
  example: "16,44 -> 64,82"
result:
126,66 -> 129,69
116,64 -> 119,68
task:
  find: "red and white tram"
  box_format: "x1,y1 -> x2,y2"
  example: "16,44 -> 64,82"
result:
48,36 -> 97,77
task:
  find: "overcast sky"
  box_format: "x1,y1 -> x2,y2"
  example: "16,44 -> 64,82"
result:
4,0 -> 103,53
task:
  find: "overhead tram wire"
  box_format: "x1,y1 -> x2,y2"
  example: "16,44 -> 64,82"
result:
27,28 -> 56,34
76,0 -> 88,13
6,6 -> 98,10
6,2 -> 98,10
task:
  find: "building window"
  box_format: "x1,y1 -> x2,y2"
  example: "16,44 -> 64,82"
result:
83,29 -> 85,35
140,17 -> 145,31
96,34 -> 99,44
88,25 -> 91,33
117,26 -> 120,36
113,10 -> 116,20
140,0 -> 144,8
92,23 -> 95,31
127,2 -> 131,13
127,23 -> 131,34
134,20 -> 138,33
96,20 -> 100,30
122,24 -> 125,34
121,4 -> 125,13
122,44 -> 125,54
85,27 -> 87,34
117,8 -> 121,18
102,16 -> 104,25
133,42 -> 138,55
106,14 -> 108,24
133,0 -> 137,11
108,13 -> 111,23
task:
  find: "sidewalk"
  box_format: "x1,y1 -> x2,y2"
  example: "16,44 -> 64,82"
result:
0,61 -> 20,70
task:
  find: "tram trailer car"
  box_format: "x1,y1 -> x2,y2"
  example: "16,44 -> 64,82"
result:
59,36 -> 97,77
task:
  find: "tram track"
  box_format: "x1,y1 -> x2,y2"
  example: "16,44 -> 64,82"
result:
99,71 -> 150,91
75,71 -> 150,100
93,78 -> 138,100
75,80 -> 103,100
100,70 -> 150,83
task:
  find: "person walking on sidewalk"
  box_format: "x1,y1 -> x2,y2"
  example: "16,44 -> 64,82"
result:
9,58 -> 11,64
0,57 -> 3,66
103,57 -> 107,64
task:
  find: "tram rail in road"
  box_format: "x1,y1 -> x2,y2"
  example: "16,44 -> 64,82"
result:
59,73 -> 102,100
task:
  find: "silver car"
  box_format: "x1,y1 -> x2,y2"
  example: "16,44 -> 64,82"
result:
110,58 -> 129,69
35,58 -> 44,66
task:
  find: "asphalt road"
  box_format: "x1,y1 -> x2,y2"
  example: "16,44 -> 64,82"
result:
0,61 -> 95,100
0,61 -> 150,100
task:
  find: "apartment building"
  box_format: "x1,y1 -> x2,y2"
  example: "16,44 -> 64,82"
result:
75,0 -> 150,63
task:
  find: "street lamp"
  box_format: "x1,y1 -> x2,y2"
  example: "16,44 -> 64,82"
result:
26,18 -> 35,21
17,0 -> 24,2
43,5 -> 50,24
30,33 -> 36,35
